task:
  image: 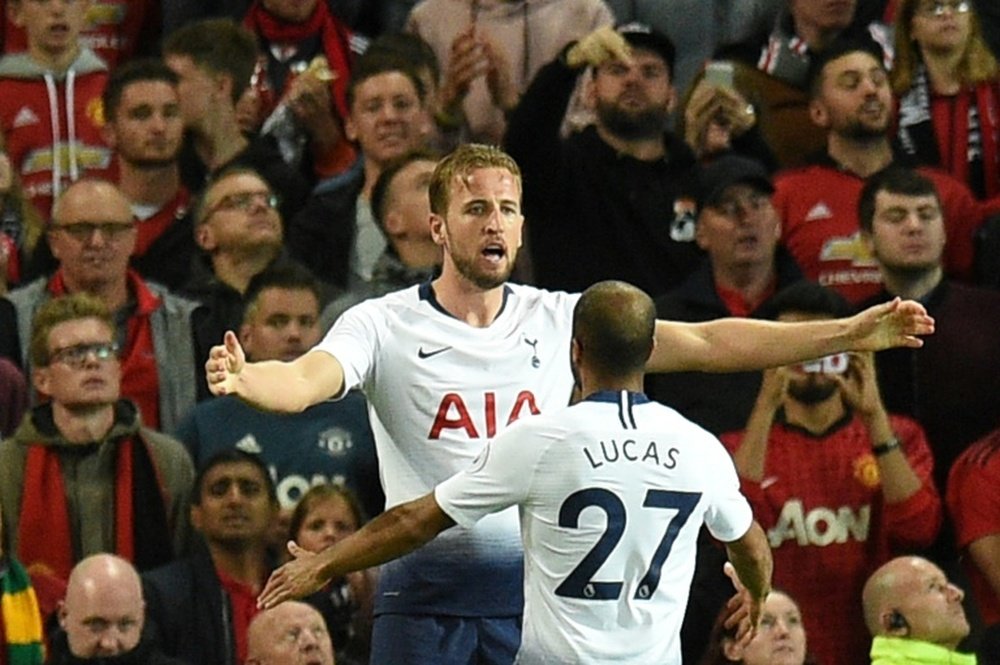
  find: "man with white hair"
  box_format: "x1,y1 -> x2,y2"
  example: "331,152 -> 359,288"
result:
246,601 -> 336,665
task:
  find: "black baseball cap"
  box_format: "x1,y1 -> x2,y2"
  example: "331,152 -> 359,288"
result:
694,155 -> 774,210
617,23 -> 676,76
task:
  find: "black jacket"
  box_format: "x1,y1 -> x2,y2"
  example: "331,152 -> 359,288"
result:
645,249 -> 804,435
141,542 -> 237,665
505,50 -> 707,298
46,631 -> 188,665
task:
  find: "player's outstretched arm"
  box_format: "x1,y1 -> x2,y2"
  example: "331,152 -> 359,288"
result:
205,331 -> 346,412
723,521 -> 772,646
647,297 -> 934,373
258,493 -> 455,609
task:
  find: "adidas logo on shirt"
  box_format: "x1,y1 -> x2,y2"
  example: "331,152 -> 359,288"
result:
805,202 -> 833,221
235,434 -> 263,454
12,106 -> 39,128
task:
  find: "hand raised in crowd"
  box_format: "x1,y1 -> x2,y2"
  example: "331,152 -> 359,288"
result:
847,298 -> 935,351
439,24 -> 491,116
684,79 -> 756,158
287,66 -> 340,147
259,541 -> 326,609
755,365 -> 791,415
832,352 -> 886,423
481,34 -> 519,113
205,330 -> 246,397
566,25 -> 632,70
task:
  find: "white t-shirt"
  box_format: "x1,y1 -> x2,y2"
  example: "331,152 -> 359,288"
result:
315,282 -> 579,615
436,390 -> 753,664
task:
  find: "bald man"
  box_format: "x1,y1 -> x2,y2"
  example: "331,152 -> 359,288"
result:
51,554 -> 185,664
861,556 -> 975,664
1,178 -> 202,431
260,280 -> 772,665
246,601 -> 336,665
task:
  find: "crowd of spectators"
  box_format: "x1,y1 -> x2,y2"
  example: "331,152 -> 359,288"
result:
0,0 -> 999,662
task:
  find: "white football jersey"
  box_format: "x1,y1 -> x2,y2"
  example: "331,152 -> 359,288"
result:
315,282 -> 579,614
435,390 -> 753,664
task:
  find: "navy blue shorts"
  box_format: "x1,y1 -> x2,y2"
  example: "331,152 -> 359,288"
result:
369,613 -> 521,665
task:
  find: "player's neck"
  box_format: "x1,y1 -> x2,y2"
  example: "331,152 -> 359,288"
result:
578,373 -> 644,399
207,542 -> 269,592
430,273 -> 505,328
52,402 -> 116,444
118,161 -> 181,208
29,44 -> 81,74
881,264 -> 942,301
922,49 -> 962,95
595,125 -> 666,161
194,118 -> 248,172
712,260 -> 776,302
211,245 -> 281,295
62,274 -> 130,312
826,134 -> 893,178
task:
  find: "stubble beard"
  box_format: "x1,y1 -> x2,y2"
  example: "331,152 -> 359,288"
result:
450,250 -> 514,291
596,99 -> 667,141
787,378 -> 839,405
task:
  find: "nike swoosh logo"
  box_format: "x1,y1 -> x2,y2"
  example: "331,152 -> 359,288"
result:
417,346 -> 452,359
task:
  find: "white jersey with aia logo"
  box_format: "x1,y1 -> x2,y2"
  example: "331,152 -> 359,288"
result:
436,390 -> 753,664
316,282 -> 579,616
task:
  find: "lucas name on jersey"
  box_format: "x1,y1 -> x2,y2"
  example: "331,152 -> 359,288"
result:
583,438 -> 681,471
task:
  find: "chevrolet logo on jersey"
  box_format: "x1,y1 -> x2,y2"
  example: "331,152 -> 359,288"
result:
21,143 -> 113,174
819,231 -> 878,266
86,2 -> 127,26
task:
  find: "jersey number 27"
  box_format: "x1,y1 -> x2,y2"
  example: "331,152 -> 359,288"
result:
555,488 -> 702,601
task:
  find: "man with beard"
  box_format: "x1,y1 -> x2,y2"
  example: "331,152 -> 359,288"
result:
205,143 -> 936,665
772,37 -> 987,304
721,281 -> 941,665
857,167 -> 1000,516
504,23 -> 705,297
103,58 -> 197,291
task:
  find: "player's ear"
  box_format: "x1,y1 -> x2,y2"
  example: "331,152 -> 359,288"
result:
57,600 -> 68,631
665,83 -> 677,115
809,98 -> 830,129
429,213 -> 446,246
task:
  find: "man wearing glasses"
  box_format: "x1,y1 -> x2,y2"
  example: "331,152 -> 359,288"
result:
1,179 -> 202,432
183,166 -> 328,371
0,293 -> 194,584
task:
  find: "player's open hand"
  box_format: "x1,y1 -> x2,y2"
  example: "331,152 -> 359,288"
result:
258,541 -> 326,610
722,562 -> 763,648
205,331 -> 245,396
848,297 -> 934,351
